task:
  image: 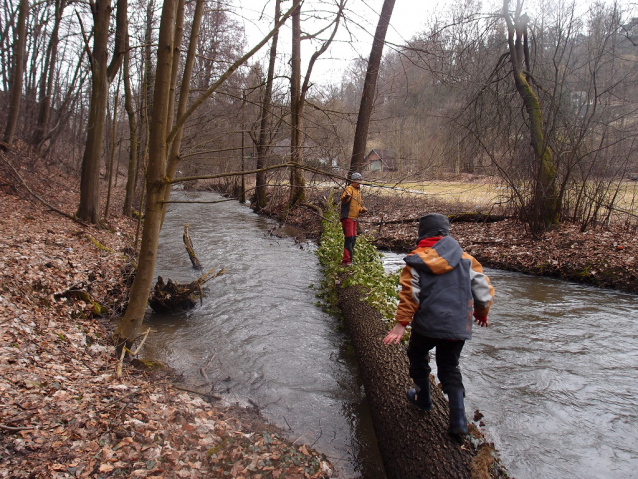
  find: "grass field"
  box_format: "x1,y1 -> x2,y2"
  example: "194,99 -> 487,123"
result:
370,180 -> 638,214
364,180 -> 505,210
308,177 -> 638,217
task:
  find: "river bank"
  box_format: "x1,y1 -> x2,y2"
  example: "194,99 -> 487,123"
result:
260,186 -> 638,295
0,150 -> 334,478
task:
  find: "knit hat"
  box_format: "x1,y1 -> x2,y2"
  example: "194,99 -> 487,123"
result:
351,172 -> 362,181
417,213 -> 450,243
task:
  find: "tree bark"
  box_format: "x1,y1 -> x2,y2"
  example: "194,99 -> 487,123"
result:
349,0 -> 396,175
104,71 -> 122,218
288,1 -> 305,207
137,0 -> 155,194
503,0 -> 558,233
76,0 -> 127,225
77,0 -> 111,224
288,0 -> 343,207
337,282 -> 477,479
3,0 -> 28,145
122,32 -> 139,217
116,0 -> 179,347
165,0 -> 185,135
160,0 -> 205,226
31,0 -> 66,151
254,0 -> 281,211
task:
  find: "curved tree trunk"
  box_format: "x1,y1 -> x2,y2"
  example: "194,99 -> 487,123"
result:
337,282 -> 479,479
349,0 -> 396,175
503,0 -> 558,233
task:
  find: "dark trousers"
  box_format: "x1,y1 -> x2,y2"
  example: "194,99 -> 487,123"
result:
341,218 -> 357,264
407,330 -> 465,395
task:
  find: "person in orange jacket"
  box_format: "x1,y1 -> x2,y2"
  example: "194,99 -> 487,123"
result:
340,172 -> 367,265
382,213 -> 494,439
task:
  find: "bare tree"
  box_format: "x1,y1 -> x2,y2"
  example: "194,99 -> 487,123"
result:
160,0 -> 206,224
104,70 -> 122,218
122,30 -> 139,217
502,0 -> 559,232
254,0 -> 281,211
348,0 -> 396,175
288,0 -> 304,206
3,0 -> 28,145
30,0 -> 67,151
288,0 -> 345,207
76,0 -> 128,224
116,0 -> 179,347
116,0 -> 300,347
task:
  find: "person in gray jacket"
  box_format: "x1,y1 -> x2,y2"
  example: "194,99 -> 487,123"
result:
382,213 -> 495,439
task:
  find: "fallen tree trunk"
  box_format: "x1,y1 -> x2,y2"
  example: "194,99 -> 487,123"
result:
364,212 -> 507,226
336,279 -> 501,479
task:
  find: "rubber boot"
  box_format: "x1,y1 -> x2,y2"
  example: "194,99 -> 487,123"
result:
406,382 -> 433,411
448,390 -> 467,438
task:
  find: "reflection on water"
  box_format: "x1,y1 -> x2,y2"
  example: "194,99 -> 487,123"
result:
384,251 -> 638,479
142,191 -> 385,479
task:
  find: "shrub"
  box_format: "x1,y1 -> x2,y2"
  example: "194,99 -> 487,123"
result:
316,191 -> 400,323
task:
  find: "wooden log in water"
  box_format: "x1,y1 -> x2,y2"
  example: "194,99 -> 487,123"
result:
148,266 -> 225,313
183,223 -> 203,270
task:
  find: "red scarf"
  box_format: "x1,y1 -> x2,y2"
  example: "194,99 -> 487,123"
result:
418,236 -> 443,248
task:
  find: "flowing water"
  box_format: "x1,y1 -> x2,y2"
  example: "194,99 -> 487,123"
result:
142,191 -> 638,479
141,191 -> 385,478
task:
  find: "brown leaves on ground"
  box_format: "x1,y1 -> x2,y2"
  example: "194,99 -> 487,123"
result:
0,147 -> 334,479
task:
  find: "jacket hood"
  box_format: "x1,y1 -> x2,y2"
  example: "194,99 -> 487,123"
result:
404,236 -> 463,275
417,213 -> 450,244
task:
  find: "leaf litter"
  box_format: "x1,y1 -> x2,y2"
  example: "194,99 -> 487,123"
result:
0,146 -> 334,478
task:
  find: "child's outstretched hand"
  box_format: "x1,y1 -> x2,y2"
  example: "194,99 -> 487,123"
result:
383,323 -> 407,344
473,312 -> 489,327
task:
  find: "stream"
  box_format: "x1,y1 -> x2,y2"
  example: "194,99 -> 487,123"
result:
142,190 -> 638,479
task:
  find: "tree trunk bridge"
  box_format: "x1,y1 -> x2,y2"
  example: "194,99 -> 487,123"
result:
336,278 -> 505,479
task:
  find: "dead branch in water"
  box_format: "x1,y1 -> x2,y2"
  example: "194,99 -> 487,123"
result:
183,223 -> 203,270
149,266 -> 226,313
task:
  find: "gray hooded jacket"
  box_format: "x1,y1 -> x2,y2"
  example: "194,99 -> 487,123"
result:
395,236 -> 494,340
